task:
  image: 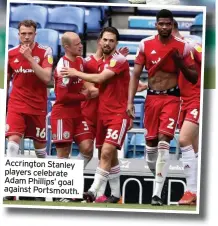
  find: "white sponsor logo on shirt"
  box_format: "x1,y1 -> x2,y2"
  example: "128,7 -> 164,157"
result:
151,50 -> 156,54
14,66 -> 34,73
151,57 -> 161,65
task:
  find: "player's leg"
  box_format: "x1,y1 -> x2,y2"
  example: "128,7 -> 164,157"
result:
95,147 -> 108,202
51,117 -> 74,158
151,133 -> 171,206
26,114 -> 47,158
178,120 -> 199,205
105,150 -> 121,203
152,95 -> 180,205
144,95 -> 160,177
74,118 -> 94,169
85,116 -> 130,202
102,116 -> 129,203
5,111 -> 25,157
86,142 -> 116,200
50,118 -> 74,202
95,148 -> 121,203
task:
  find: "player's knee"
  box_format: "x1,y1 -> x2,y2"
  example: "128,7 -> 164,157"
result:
8,135 -> 21,144
56,143 -> 71,158
79,140 -> 93,158
101,148 -> 114,162
179,135 -> 192,147
158,134 -> 171,143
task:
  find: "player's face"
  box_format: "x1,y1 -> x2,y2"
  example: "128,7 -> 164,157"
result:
69,37 -> 83,56
156,18 -> 173,38
19,26 -> 36,46
101,32 -> 117,55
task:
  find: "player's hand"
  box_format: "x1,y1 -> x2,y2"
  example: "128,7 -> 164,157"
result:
127,119 -> 133,131
80,88 -> 91,100
172,50 -> 183,68
60,67 -> 78,77
137,82 -> 148,92
19,44 -> 32,60
126,103 -> 135,119
118,47 -> 129,57
89,86 -> 99,99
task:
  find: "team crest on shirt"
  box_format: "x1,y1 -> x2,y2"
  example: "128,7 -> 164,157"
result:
109,59 -> 117,67
62,77 -> 70,86
48,55 -> 53,64
63,131 -> 70,139
5,124 -> 9,132
33,56 -> 40,63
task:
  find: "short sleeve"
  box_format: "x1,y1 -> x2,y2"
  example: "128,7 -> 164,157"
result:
183,42 -> 195,67
106,55 -> 128,75
42,47 -> 53,68
134,40 -> 146,65
193,44 -> 202,64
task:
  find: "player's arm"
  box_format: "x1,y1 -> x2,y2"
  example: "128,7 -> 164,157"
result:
55,77 -> 89,104
60,67 -> 115,84
83,82 -> 99,98
172,44 -> 198,84
19,45 -> 52,84
127,41 -> 145,118
127,64 -> 144,118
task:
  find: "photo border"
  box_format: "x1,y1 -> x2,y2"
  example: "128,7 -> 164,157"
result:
3,0 -> 207,215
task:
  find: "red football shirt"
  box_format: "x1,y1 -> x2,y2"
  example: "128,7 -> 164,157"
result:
81,55 -> 99,126
51,56 -> 85,119
135,34 -> 195,77
178,37 -> 202,106
98,52 -> 130,118
8,42 -> 53,115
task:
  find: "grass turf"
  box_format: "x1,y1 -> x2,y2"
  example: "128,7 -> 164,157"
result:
3,200 -> 196,211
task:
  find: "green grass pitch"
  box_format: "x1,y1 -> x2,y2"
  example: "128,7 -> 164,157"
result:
3,200 -> 197,212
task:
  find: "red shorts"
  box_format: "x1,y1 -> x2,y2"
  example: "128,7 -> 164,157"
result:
96,114 -> 130,150
84,117 -> 97,139
178,104 -> 200,129
51,116 -> 93,144
144,95 -> 181,140
5,111 -> 46,142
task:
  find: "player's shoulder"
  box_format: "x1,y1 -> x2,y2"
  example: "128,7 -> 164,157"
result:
8,45 -> 20,56
76,56 -> 84,63
141,35 -> 155,43
36,42 -> 52,55
37,43 -> 51,51
84,54 -> 95,63
173,36 -> 187,45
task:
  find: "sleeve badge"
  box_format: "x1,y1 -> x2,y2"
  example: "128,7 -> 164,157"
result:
109,59 -> 117,67
195,45 -> 202,53
48,55 -> 53,64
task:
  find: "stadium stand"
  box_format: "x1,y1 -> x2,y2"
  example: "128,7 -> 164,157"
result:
8,27 -> 19,49
128,16 -> 195,30
190,13 -> 203,36
10,5 -> 48,29
35,28 -> 59,59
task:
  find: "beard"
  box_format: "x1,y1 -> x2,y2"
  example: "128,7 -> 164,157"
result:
159,30 -> 172,38
102,46 -> 114,55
